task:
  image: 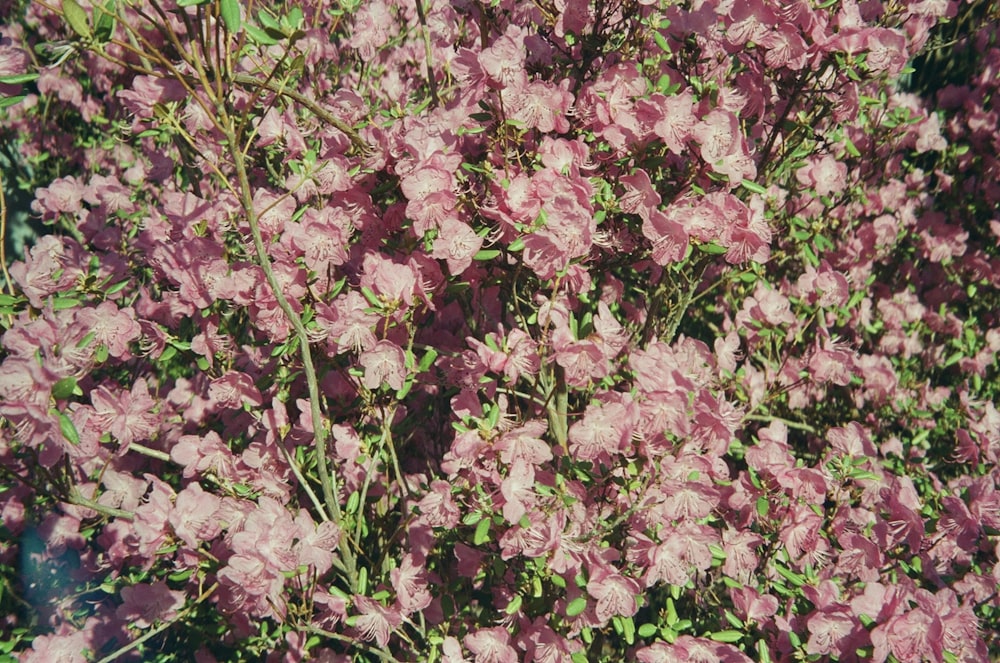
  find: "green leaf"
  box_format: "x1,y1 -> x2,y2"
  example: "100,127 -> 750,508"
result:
219,0 -> 241,32
0,73 -> 39,85
418,348 -> 438,373
462,511 -> 482,526
565,597 -> 587,617
697,241 -> 728,255
62,0 -> 92,39
357,566 -> 368,595
244,22 -> 280,45
93,0 -> 116,42
653,31 -> 671,53
504,594 -> 523,614
51,377 -> 79,400
637,623 -> 658,638
774,564 -> 806,587
177,0 -> 210,6
473,517 -> 491,545
57,411 -> 79,445
709,630 -> 743,643
507,237 -> 525,252
474,249 -> 501,261
51,296 -> 81,310
0,95 -> 26,109
740,179 -> 767,195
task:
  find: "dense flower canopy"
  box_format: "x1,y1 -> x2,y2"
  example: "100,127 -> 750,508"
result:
1,0 -> 999,661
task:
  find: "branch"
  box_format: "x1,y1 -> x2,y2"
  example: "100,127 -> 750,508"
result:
230,73 -> 371,154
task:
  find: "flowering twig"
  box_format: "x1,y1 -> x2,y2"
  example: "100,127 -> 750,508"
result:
94,583 -> 218,663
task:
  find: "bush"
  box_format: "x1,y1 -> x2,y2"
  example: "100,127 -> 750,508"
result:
1,0 -> 998,661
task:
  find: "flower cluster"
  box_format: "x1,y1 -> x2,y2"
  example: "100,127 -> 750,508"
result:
1,0 -> 998,661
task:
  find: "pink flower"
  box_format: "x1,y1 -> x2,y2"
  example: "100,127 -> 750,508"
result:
32,175 -> 85,217
806,608 -> 863,657
464,627 -> 517,663
586,560 -> 641,623
652,90 -> 697,155
169,482 -> 222,548
390,554 -> 432,614
500,461 -> 536,524
359,340 -> 407,391
643,208 -> 690,265
209,371 -> 264,409
871,607 -> 943,663
116,581 -> 185,628
796,154 -> 848,197
90,380 -> 159,453
432,218 -> 483,275
479,29 -> 527,90
351,596 -> 402,648
170,431 -> 238,480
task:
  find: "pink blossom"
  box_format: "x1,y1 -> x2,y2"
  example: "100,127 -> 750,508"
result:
500,461 -> 536,524
390,554 -> 432,614
806,608 -> 863,658
871,607 -> 943,663
351,596 -> 402,648
464,627 -> 517,663
116,581 -> 185,628
586,560 -> 641,623
432,218 -> 483,275
90,379 -> 159,453
796,154 -> 848,196
359,340 -> 407,391
479,29 -> 527,90
209,371 -> 264,409
169,482 -> 222,548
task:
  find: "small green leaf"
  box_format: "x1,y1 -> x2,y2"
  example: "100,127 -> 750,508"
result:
57,411 -> 79,445
653,31 -> 671,53
244,22 -> 280,45
565,597 -> 587,617
756,496 -> 769,518
697,241 -> 728,255
462,511 -> 482,526
51,296 -> 81,310
505,594 -> 522,614
418,348 -> 438,372
93,0 -> 116,42
51,377 -> 78,400
709,630 -> 744,643
473,517 -> 490,545
357,566 -> 368,595
474,249 -> 501,261
219,0 -> 241,33
0,73 -> 39,85
740,179 -> 767,195
62,0 -> 92,38
507,237 -> 525,252
177,0 -> 210,6
637,623 -> 658,638
0,94 -> 26,109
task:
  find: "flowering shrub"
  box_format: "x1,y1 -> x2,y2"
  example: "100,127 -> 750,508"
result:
1,0 -> 999,661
